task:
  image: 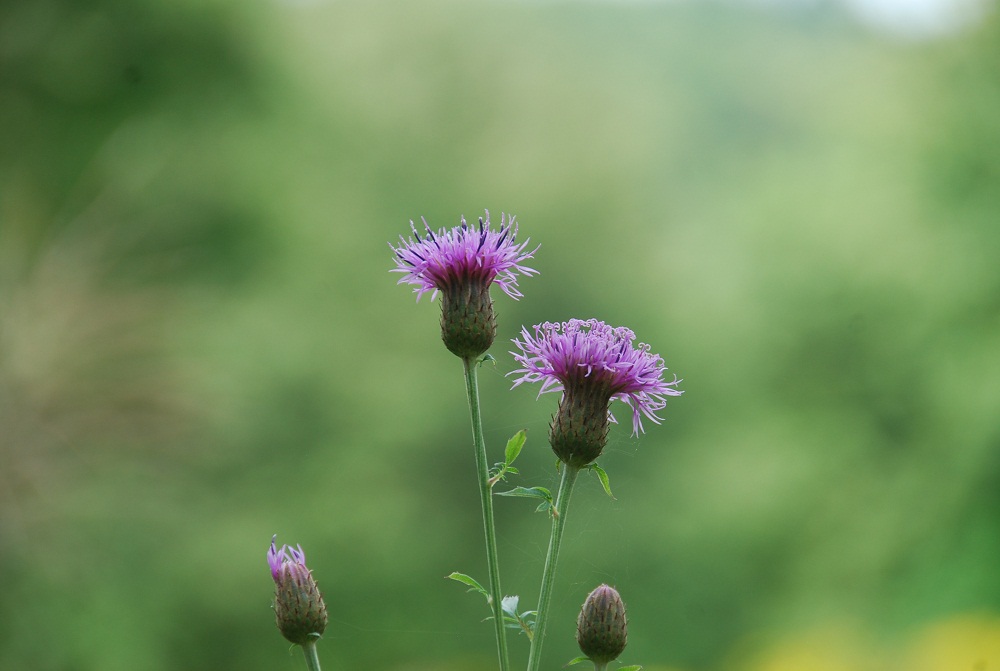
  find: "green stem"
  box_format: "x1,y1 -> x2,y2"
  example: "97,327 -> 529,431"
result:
462,356 -> 511,671
301,640 -> 322,671
526,464 -> 581,671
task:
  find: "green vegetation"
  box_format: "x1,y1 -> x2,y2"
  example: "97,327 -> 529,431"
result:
2,1 -> 998,669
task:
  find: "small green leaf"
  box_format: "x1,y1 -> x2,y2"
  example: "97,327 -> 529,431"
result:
504,429 -> 527,466
505,466 -> 519,475
478,354 -> 497,368
590,463 -> 615,500
565,656 -> 590,666
496,486 -> 552,501
446,572 -> 490,600
617,665 -> 643,671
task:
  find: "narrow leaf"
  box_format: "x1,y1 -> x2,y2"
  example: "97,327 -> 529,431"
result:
590,463 -> 615,500
617,665 -> 643,671
446,572 -> 489,600
504,429 -> 527,466
565,656 -> 590,666
496,486 -> 552,501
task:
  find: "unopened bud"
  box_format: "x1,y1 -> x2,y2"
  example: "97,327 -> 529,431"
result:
576,584 -> 628,665
268,535 -> 328,646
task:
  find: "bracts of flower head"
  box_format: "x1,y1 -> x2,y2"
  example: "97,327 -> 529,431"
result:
390,211 -> 538,359
577,585 -> 628,667
509,319 -> 683,468
268,535 -> 328,647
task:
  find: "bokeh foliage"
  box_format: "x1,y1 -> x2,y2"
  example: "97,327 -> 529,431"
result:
1,0 -> 999,669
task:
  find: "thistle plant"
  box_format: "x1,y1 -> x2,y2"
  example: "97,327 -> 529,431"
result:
268,535 -> 328,671
264,212 -> 682,671
509,319 -> 681,671
391,211 -> 538,671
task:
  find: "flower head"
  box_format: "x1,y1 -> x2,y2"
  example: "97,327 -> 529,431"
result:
268,535 -> 328,646
509,319 -> 682,466
390,211 -> 537,358
576,584 -> 628,665
391,211 -> 537,302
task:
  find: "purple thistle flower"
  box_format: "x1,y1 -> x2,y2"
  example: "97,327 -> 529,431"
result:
268,535 -> 327,646
390,211 -> 538,358
509,319 -> 682,467
391,211 -> 538,302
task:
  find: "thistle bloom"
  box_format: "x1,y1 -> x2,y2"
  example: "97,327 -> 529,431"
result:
509,319 -> 682,467
390,211 -> 537,359
269,535 -> 328,646
576,584 -> 628,667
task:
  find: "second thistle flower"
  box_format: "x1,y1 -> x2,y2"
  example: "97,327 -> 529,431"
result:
510,319 -> 682,467
390,211 -> 538,359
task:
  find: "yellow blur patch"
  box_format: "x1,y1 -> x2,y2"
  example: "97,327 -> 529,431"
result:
742,625 -> 873,671
905,613 -> 1000,671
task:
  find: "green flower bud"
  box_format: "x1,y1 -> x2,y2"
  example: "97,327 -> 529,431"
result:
577,584 -> 628,665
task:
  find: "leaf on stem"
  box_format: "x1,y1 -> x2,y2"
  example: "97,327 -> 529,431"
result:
488,430 -> 528,488
617,665 -> 643,671
495,486 -> 551,500
565,656 -> 590,666
499,595 -> 537,639
588,463 -> 615,500
495,486 -> 555,517
446,572 -> 491,603
504,429 -> 527,466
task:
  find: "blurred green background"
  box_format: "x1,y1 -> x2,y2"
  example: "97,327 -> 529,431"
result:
2,0 -> 999,669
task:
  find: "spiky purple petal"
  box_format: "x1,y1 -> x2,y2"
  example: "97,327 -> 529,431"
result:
268,535 -> 309,584
389,211 -> 538,302
509,318 -> 682,436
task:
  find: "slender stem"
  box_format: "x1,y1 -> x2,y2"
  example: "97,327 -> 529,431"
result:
301,640 -> 322,671
526,464 -> 581,671
462,356 -> 511,671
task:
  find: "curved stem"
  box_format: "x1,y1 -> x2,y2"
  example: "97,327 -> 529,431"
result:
301,640 -> 322,671
526,464 -> 581,671
462,356 -> 511,671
